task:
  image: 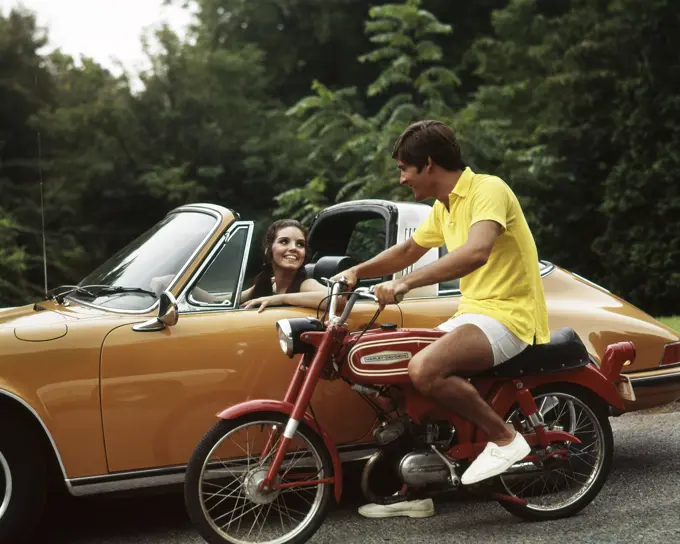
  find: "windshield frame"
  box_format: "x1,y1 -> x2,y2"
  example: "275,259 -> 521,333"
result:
66,206 -> 226,314
177,220 -> 255,314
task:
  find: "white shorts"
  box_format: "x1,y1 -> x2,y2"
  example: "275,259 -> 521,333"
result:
436,313 -> 529,366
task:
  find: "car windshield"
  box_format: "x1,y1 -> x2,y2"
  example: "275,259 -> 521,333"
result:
70,210 -> 219,310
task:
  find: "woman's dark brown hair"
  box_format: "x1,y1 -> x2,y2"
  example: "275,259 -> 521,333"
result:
250,219 -> 309,298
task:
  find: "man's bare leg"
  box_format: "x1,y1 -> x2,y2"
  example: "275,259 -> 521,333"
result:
358,323 -> 528,516
408,324 -> 515,445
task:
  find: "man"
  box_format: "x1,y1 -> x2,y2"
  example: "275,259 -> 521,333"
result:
335,120 -> 550,519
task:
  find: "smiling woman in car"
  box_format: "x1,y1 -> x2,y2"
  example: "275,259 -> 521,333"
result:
237,219 -> 345,313
154,218 -> 339,312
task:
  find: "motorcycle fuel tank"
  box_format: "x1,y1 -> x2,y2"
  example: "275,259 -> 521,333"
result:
343,328 -> 445,385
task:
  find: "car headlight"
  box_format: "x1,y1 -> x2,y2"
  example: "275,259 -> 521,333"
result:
275,318 -> 324,358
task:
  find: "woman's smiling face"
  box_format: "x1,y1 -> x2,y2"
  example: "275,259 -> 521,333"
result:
270,226 -> 306,272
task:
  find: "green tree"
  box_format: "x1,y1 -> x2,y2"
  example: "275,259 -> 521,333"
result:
175,0 -> 380,104
459,0 -> 680,314
586,0 -> 680,315
131,23 -> 312,265
278,0 -> 460,223
456,0 -> 607,275
0,9 -> 55,304
172,0 -> 508,107
34,51 -> 163,282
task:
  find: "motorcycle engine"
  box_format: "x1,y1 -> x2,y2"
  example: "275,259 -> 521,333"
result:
371,417 -> 453,488
399,451 -> 450,487
374,416 -> 410,448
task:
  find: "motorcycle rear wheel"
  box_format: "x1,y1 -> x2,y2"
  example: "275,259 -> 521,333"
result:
184,412 -> 334,544
497,384 -> 613,521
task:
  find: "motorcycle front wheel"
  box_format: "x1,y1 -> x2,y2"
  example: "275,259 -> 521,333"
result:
184,412 -> 334,544
497,384 -> 613,521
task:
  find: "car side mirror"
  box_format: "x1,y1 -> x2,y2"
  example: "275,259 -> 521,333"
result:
132,291 -> 179,332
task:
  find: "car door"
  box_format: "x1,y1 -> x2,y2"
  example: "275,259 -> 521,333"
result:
99,221 -> 382,473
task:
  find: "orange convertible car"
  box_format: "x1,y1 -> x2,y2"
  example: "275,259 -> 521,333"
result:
1,200 -> 679,541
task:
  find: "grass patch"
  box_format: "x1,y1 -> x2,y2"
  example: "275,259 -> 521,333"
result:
657,315 -> 680,333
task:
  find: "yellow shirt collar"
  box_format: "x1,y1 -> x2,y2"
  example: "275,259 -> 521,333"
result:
451,167 -> 474,199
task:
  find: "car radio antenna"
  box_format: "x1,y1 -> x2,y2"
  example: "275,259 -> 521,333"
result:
36,74 -> 48,296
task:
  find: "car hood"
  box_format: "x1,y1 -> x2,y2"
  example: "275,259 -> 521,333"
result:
0,303 -> 68,325
0,300 -> 146,343
0,302 -> 79,341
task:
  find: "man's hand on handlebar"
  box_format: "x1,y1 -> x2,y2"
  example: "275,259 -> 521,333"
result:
374,279 -> 409,310
331,267 -> 358,290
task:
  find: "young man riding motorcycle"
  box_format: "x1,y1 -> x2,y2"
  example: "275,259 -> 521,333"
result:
333,120 -> 550,519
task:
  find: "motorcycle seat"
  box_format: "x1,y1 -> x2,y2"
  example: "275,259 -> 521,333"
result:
473,327 -> 592,379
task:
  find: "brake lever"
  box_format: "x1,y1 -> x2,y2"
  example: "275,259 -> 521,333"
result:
320,276 -> 350,288
359,287 -> 403,304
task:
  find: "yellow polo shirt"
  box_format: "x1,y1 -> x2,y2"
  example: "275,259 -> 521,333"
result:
412,167 -> 550,345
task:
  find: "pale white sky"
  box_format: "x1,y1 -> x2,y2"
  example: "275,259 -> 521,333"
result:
1,0 -> 194,79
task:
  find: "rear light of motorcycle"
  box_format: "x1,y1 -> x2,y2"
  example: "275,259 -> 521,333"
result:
661,341 -> 680,367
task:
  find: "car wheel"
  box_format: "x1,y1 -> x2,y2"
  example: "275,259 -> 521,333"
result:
0,414 -> 48,543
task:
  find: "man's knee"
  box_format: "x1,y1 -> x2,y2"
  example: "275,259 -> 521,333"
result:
408,353 -> 437,396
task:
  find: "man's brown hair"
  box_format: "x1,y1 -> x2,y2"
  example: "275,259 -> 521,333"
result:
392,120 -> 465,172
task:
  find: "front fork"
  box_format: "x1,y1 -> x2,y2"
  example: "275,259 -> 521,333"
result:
260,332 -> 337,492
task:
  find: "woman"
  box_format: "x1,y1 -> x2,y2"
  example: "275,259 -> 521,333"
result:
239,219 -> 340,313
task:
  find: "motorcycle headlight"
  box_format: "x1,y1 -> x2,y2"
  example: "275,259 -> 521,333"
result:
275,318 -> 324,358
277,319 -> 294,357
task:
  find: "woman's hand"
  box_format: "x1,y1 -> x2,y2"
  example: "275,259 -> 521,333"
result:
240,294 -> 285,313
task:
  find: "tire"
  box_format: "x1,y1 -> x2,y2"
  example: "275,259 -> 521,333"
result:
0,414 -> 48,543
184,412 -> 334,544
497,384 -> 613,521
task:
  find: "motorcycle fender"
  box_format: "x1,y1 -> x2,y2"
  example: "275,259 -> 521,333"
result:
482,363 -> 625,444
217,399 -> 343,502
529,363 -> 626,411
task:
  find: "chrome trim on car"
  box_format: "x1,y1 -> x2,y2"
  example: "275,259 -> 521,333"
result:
66,444 -> 377,496
231,223 -> 255,306
629,368 -> 680,388
572,272 -> 611,294
68,465 -> 187,496
0,389 -> 71,488
66,206 -> 226,315
178,221 -> 254,313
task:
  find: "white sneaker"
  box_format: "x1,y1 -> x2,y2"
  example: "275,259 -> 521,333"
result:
461,431 -> 531,485
358,498 -> 435,519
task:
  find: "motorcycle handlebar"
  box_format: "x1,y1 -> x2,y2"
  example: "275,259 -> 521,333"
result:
321,277 -> 403,325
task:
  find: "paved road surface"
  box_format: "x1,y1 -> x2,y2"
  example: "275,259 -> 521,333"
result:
34,408 -> 680,543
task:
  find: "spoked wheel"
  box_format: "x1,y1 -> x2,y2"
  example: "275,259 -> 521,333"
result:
184,412 -> 334,544
497,385 -> 613,521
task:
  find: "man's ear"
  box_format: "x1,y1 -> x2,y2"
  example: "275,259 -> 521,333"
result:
426,156 -> 434,173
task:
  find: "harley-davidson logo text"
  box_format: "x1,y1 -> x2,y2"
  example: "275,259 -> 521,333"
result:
360,351 -> 412,365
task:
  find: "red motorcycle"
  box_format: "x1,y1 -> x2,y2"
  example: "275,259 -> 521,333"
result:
184,277 -> 636,544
